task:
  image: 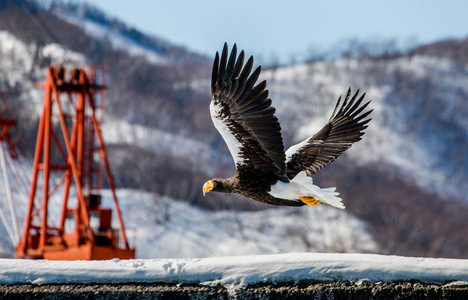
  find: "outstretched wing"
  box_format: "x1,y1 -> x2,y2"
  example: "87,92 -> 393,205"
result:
211,43 -> 286,177
285,88 -> 372,179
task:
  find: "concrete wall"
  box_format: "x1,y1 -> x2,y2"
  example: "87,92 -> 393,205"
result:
1,281 -> 467,299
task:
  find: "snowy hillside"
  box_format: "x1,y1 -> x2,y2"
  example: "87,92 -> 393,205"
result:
262,57 -> 468,203
0,30 -> 86,117
0,27 -> 377,259
101,118 -> 222,176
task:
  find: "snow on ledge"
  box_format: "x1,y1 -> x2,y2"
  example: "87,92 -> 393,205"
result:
1,253 -> 467,287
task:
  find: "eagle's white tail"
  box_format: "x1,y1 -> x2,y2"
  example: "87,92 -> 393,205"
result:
291,171 -> 345,209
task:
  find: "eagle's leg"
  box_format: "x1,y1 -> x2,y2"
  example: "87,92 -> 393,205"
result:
299,196 -> 321,206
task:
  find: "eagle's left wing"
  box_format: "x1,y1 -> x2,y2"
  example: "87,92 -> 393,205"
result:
285,89 -> 372,179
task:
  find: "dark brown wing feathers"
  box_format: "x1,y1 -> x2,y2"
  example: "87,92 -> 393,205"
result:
211,43 -> 286,177
286,88 -> 372,178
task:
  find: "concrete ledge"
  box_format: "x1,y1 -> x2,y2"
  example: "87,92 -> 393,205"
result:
1,281 -> 468,299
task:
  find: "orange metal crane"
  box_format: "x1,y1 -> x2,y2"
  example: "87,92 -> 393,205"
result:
16,65 -> 135,260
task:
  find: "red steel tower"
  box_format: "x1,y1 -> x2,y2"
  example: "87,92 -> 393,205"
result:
16,65 -> 135,260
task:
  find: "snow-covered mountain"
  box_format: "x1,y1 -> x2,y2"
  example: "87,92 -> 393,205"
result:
262,56 -> 468,203
0,21 -> 377,259
1,0 -> 468,259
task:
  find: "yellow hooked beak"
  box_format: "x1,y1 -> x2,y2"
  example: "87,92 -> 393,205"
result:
203,180 -> 214,196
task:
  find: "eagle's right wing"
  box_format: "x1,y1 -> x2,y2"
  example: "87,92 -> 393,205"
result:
211,43 -> 287,178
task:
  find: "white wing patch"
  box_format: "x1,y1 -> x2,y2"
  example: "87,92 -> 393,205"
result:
285,138 -> 323,163
285,138 -> 310,163
210,101 -> 247,166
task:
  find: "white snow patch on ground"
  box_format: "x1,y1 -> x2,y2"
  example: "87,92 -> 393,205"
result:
0,253 -> 467,287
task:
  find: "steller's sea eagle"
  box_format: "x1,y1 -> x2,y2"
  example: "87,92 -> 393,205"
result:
203,43 -> 372,209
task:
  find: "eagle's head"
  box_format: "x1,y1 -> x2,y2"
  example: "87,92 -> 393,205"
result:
203,179 -> 226,195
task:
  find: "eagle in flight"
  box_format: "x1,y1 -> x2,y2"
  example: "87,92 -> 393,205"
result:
203,43 -> 372,209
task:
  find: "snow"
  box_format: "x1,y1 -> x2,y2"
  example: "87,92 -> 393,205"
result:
41,43 -> 86,63
0,253 -> 467,287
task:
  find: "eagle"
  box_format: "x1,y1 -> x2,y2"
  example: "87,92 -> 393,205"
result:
203,43 -> 372,209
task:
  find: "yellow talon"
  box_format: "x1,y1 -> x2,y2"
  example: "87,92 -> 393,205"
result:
299,196 -> 321,206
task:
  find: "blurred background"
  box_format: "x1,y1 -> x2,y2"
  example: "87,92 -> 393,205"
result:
1,0 -> 468,259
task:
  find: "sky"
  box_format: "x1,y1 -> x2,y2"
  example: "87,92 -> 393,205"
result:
75,0 -> 468,64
